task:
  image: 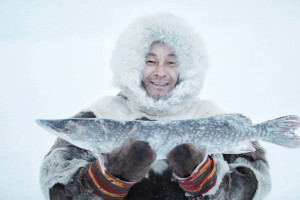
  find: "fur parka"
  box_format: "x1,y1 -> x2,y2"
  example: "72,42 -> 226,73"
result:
40,13 -> 271,200
110,13 -> 208,116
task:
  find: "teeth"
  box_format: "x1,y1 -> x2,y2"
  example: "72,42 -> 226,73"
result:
152,82 -> 168,86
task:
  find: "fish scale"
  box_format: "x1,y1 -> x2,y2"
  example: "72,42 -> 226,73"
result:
37,113 -> 300,159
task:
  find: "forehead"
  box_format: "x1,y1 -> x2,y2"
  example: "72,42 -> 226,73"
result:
146,42 -> 176,58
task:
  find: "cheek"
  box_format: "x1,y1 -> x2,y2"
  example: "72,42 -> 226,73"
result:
142,66 -> 153,81
169,68 -> 179,83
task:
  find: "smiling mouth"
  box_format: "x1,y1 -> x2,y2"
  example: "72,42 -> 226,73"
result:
150,81 -> 169,87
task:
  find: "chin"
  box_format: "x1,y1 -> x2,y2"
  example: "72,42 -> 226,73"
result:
151,93 -> 168,99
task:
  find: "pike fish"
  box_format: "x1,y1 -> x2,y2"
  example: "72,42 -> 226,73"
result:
37,114 -> 300,159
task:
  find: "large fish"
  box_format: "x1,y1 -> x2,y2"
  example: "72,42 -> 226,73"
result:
37,114 -> 300,159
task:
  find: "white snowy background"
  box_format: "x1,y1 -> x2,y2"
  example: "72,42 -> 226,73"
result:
0,0 -> 299,199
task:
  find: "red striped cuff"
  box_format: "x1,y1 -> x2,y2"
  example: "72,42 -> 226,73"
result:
86,159 -> 137,200
172,156 -> 217,197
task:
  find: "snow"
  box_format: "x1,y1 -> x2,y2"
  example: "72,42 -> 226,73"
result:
0,0 -> 299,199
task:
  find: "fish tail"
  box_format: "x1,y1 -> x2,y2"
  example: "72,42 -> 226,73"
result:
259,115 -> 300,148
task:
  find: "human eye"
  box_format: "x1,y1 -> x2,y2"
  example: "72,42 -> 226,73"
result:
146,60 -> 155,65
167,61 -> 177,66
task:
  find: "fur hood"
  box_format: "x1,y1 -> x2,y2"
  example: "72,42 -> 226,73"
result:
111,13 -> 208,116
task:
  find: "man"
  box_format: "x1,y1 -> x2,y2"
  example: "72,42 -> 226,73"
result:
40,13 -> 271,200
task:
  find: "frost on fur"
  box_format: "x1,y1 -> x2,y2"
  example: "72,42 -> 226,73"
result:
110,13 -> 208,116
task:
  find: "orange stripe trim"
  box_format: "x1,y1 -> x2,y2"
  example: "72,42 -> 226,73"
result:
182,162 -> 217,193
88,169 -> 125,198
95,160 -> 135,188
199,161 -> 216,187
180,157 -> 211,184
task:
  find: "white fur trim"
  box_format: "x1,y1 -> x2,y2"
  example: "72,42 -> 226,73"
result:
110,13 -> 208,116
95,149 -> 107,173
150,159 -> 169,175
40,148 -> 90,200
229,157 -> 271,200
204,154 -> 230,196
85,96 -> 225,122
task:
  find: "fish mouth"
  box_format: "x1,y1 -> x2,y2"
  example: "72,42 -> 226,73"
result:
37,119 -> 72,134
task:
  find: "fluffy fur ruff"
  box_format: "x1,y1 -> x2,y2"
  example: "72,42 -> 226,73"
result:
110,13 -> 208,116
40,148 -> 93,200
204,154 -> 230,196
229,157 -> 271,200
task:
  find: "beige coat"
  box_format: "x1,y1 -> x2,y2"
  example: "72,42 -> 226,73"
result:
40,13 -> 271,200
40,96 -> 271,200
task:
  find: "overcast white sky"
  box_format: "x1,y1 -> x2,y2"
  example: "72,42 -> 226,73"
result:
0,0 -> 299,199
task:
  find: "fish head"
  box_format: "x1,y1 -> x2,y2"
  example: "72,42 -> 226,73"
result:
36,119 -> 80,135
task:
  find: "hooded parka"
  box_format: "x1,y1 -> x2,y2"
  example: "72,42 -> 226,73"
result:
40,13 -> 271,200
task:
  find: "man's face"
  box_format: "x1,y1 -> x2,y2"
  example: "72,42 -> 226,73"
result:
142,43 -> 179,99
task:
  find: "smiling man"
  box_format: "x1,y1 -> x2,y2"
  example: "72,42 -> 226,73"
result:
40,14 -> 271,200
142,42 -> 179,99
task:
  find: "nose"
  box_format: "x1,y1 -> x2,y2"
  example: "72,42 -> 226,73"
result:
154,65 -> 167,77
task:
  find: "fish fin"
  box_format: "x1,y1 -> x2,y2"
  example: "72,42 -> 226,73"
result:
220,142 -> 256,154
216,113 -> 253,124
261,115 -> 300,148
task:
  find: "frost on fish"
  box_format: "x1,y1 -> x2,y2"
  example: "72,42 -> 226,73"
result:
37,114 -> 300,159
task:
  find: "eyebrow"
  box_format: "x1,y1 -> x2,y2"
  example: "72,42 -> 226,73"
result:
146,53 -> 177,57
146,53 -> 157,57
168,53 -> 176,57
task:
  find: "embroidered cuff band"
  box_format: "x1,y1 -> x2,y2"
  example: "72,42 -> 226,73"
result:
172,155 -> 217,197
87,159 -> 137,200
